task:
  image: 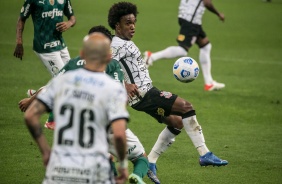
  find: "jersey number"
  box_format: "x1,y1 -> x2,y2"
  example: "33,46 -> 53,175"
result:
58,104 -> 95,148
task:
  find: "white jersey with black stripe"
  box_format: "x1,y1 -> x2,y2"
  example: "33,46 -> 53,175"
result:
111,36 -> 152,105
178,0 -> 206,25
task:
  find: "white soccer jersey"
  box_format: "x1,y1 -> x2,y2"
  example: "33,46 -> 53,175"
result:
111,36 -> 152,105
178,0 -> 206,25
37,68 -> 129,184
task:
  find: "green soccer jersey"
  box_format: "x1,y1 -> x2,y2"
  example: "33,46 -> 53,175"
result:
20,0 -> 74,53
57,56 -> 124,83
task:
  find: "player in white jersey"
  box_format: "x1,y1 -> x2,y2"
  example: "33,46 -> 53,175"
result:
24,33 -> 129,184
108,2 -> 228,183
144,0 -> 225,91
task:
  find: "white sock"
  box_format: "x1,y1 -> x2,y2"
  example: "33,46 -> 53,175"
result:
151,46 -> 187,62
199,43 -> 213,85
148,127 -> 176,163
182,115 -> 209,156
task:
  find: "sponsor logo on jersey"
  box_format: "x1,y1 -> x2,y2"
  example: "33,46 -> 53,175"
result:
44,40 -> 61,49
42,8 -> 63,18
58,0 -> 64,4
23,4 -> 30,16
39,0 -> 45,4
76,60 -> 85,66
157,108 -> 165,116
68,0 -> 73,14
160,91 -> 172,99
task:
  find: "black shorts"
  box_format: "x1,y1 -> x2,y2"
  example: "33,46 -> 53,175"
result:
177,18 -> 207,49
131,87 -> 178,123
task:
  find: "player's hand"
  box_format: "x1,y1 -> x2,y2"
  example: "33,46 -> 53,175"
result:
18,98 -> 32,112
115,167 -> 128,184
125,83 -> 139,97
42,149 -> 51,168
56,21 -> 72,32
14,44 -> 24,60
218,13 -> 225,22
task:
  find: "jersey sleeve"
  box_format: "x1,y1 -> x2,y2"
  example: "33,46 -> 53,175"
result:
111,45 -> 126,62
106,60 -> 124,83
20,0 -> 34,20
36,78 -> 57,112
106,84 -> 129,123
64,0 -> 74,19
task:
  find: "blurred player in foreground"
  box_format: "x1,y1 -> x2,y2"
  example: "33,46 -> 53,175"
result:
14,0 -> 76,77
144,0 -> 225,91
108,2 -> 228,183
20,25 -> 152,184
24,33 -> 129,183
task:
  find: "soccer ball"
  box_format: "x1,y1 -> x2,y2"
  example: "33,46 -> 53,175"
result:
173,57 -> 200,83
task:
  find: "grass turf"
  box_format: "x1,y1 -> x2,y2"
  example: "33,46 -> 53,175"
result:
0,0 -> 282,183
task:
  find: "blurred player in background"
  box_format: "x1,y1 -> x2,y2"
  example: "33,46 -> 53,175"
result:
19,25 -> 152,184
108,2 -> 228,183
14,0 -> 76,77
144,0 -> 225,91
24,33 -> 129,184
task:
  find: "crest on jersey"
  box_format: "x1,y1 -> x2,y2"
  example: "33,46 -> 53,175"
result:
49,0 -> 54,5
58,0 -> 64,4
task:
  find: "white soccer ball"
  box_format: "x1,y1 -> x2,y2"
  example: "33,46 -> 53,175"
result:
173,57 -> 200,83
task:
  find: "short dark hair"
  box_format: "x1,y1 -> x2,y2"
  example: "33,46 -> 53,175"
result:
88,25 -> 112,41
108,2 -> 138,30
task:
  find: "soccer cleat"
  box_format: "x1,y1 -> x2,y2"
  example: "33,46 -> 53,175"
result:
129,173 -> 146,184
199,152 -> 228,167
147,169 -> 161,184
204,81 -> 225,91
148,163 -> 157,175
144,51 -> 153,68
26,89 -> 37,97
44,121 -> 55,130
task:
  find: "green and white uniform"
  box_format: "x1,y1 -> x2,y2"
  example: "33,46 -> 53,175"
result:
57,56 -> 124,83
20,0 -> 74,76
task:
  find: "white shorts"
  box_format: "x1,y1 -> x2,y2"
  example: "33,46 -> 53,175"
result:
35,47 -> 71,77
109,129 -> 145,161
43,151 -> 114,184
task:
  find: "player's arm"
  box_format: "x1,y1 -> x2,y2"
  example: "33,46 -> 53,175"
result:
56,15 -> 76,32
19,87 -> 45,112
14,17 -> 26,60
203,0 -> 225,22
111,119 -> 128,183
24,99 -> 51,167
56,0 -> 76,32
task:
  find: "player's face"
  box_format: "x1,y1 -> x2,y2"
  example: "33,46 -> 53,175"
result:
116,14 -> 136,40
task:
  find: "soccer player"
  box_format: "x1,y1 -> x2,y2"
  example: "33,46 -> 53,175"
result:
108,2 -> 228,183
24,33 -> 129,183
20,25 -> 153,184
14,0 -> 76,77
144,0 -> 225,91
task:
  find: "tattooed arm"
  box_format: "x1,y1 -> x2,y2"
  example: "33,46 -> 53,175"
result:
24,99 -> 51,167
14,17 -> 25,60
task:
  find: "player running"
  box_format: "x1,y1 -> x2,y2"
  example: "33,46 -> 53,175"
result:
25,33 -> 129,184
108,2 -> 228,183
14,0 -> 76,77
144,0 -> 225,91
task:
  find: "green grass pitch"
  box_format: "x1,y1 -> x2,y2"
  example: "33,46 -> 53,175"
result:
1,0 -> 282,183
